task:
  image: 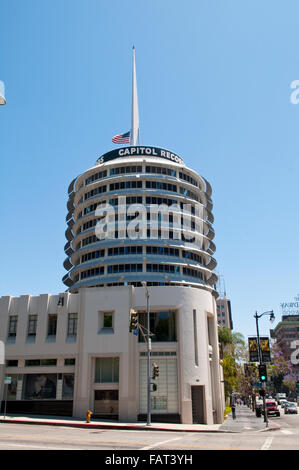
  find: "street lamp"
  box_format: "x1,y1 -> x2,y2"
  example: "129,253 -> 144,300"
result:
254,310 -> 275,427
141,281 -> 151,426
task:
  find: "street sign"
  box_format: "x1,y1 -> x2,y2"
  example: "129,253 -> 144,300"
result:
4,377 -> 11,385
253,382 -> 262,387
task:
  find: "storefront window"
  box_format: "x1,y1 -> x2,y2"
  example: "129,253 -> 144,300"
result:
23,374 -> 57,400
62,374 -> 74,399
94,357 -> 119,383
151,396 -> 167,410
6,375 -> 18,401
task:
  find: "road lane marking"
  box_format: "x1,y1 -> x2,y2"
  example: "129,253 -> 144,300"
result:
261,437 -> 273,450
281,430 -> 293,435
141,435 -> 190,450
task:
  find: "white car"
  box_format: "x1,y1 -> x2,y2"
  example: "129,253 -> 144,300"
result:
280,399 -> 288,408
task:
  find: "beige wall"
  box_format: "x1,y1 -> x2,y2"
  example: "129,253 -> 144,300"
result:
0,286 -> 224,424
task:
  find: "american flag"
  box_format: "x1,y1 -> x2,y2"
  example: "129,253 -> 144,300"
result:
112,131 -> 131,144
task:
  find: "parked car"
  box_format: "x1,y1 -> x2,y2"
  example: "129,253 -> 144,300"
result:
284,402 -> 298,415
264,401 -> 280,417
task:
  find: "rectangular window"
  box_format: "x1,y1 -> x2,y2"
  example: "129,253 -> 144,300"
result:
62,374 -> 74,399
94,357 -> 119,383
25,359 -> 57,367
28,315 -> 38,336
6,360 -> 18,367
64,358 -> 76,366
103,312 -> 113,329
67,313 -> 78,336
47,314 -> 57,336
8,316 -> 18,337
6,375 -> 18,401
40,359 -> 57,366
23,374 -> 57,400
25,359 -> 40,367
138,311 -> 177,342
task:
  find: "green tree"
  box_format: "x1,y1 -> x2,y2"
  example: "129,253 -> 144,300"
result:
270,342 -> 297,394
218,328 -> 245,398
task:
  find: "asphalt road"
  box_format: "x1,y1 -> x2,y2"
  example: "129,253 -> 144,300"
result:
0,404 -> 297,451
0,412 -> 297,451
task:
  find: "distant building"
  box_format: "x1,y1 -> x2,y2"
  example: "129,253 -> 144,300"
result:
216,296 -> 233,330
271,315 -> 299,381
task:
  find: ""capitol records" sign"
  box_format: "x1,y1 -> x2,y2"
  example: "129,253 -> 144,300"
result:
97,146 -> 185,166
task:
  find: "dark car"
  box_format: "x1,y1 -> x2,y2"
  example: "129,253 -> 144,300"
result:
264,401 -> 280,417
284,402 -> 298,415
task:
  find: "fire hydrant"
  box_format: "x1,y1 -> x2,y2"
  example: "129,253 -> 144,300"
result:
86,410 -> 92,423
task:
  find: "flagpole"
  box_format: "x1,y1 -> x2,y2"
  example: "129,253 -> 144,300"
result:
131,46 -> 139,146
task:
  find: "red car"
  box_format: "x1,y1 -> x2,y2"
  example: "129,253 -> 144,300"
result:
264,401 -> 280,417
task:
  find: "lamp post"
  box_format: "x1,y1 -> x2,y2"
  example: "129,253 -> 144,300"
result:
142,282 -> 151,426
254,310 -> 275,427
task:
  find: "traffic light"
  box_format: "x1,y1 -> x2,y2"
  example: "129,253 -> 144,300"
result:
258,364 -> 267,382
152,363 -> 159,379
259,389 -> 266,397
129,309 -> 138,332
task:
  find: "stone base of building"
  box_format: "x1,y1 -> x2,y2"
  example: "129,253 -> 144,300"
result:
138,413 -> 181,423
1,400 -> 73,416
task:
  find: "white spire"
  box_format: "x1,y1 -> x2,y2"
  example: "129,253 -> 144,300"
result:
130,46 -> 139,146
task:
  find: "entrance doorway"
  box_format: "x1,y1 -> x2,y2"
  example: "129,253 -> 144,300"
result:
94,390 -> 119,419
191,386 -> 205,424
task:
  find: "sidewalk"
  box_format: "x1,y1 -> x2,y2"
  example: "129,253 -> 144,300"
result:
219,404 -> 281,433
0,405 -> 280,433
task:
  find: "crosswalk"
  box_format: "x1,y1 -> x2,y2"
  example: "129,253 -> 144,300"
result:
280,429 -> 293,435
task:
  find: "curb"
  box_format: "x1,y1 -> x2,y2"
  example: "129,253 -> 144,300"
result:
257,423 -> 281,432
0,417 -> 237,433
0,417 -> 272,433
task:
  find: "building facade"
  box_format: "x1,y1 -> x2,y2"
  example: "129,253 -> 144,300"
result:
0,145 -> 225,424
216,296 -> 233,330
271,315 -> 299,382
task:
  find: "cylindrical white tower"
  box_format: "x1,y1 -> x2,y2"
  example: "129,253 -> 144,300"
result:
63,146 -> 217,294
62,145 -> 224,425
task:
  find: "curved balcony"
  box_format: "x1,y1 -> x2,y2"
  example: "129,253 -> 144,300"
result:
62,273 -> 74,288
63,257 -> 73,271
64,241 -> 74,257
65,226 -> 74,243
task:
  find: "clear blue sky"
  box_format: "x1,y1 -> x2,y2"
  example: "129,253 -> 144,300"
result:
1,0 -> 299,340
